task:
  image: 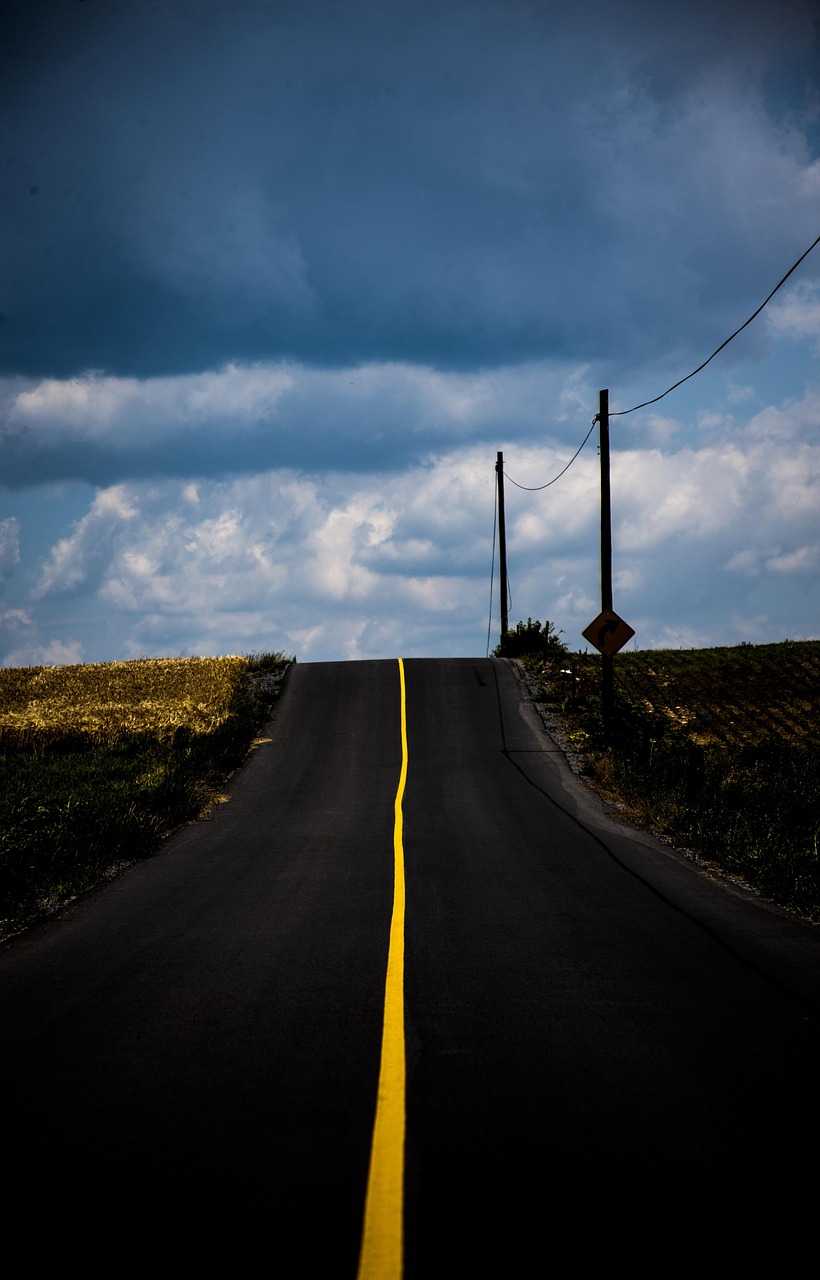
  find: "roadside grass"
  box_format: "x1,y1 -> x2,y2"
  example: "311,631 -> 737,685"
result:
0,652 -> 292,939
6,639 -> 817,936
519,639 -> 820,921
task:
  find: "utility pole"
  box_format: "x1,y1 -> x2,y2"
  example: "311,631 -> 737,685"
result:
582,391 -> 635,739
599,389 -> 614,739
496,451 -> 509,642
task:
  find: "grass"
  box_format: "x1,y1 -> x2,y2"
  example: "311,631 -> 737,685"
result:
5,639 -> 818,936
519,639 -> 820,922
0,651 -> 292,940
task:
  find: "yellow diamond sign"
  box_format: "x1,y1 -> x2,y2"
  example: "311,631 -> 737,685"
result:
582,609 -> 635,657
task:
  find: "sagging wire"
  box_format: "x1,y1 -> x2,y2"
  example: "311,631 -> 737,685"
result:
610,230 -> 820,419
504,417 -> 598,491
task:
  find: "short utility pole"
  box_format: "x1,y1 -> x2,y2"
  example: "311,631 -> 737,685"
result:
496,451 -> 509,642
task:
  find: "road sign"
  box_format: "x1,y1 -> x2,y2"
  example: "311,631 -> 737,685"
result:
582,608 -> 635,657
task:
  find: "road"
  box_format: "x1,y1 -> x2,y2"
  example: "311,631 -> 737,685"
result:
1,657 -> 818,1273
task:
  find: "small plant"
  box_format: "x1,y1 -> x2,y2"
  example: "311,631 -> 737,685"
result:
493,618 -> 568,662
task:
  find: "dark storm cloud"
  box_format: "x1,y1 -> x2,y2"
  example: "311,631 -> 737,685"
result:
1,0 -> 818,380
0,359 -> 586,487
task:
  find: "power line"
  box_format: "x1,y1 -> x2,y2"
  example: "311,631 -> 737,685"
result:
488,233 -> 819,646
609,230 -> 820,419
504,418 -> 598,491
500,232 -> 819,495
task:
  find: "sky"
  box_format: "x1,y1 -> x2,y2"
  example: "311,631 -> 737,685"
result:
1,0 -> 819,666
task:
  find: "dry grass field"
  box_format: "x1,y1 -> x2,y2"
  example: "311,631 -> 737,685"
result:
0,655 -> 252,749
0,652 -> 290,939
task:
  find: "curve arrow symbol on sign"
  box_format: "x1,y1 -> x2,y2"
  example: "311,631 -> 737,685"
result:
597,618 -> 620,650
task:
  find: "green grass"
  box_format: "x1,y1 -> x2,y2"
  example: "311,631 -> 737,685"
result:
0,652 -> 292,939
520,640 -> 820,921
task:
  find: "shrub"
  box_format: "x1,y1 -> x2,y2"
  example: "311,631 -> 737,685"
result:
493,618 -> 568,661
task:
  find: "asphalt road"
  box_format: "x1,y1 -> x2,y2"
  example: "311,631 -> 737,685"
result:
2,657 -> 818,1273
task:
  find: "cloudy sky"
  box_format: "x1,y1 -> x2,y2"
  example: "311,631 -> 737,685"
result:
1,0 -> 819,666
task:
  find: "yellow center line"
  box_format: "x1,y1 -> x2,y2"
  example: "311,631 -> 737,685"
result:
356,657 -> 408,1280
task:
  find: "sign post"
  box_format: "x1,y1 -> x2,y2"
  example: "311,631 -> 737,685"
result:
599,390 -> 614,735
600,389 -> 612,616
583,389 -> 635,741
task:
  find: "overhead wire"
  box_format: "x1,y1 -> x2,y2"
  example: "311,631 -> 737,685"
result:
504,417 -> 598,491
608,230 -> 820,419
502,232 -> 819,487
486,230 -> 820,641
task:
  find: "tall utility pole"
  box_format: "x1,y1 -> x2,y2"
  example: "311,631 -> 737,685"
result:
582,391 -> 635,739
496,451 -> 509,642
599,389 -> 614,737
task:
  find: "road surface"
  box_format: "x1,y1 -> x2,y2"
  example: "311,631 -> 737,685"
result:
1,658 -> 818,1273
